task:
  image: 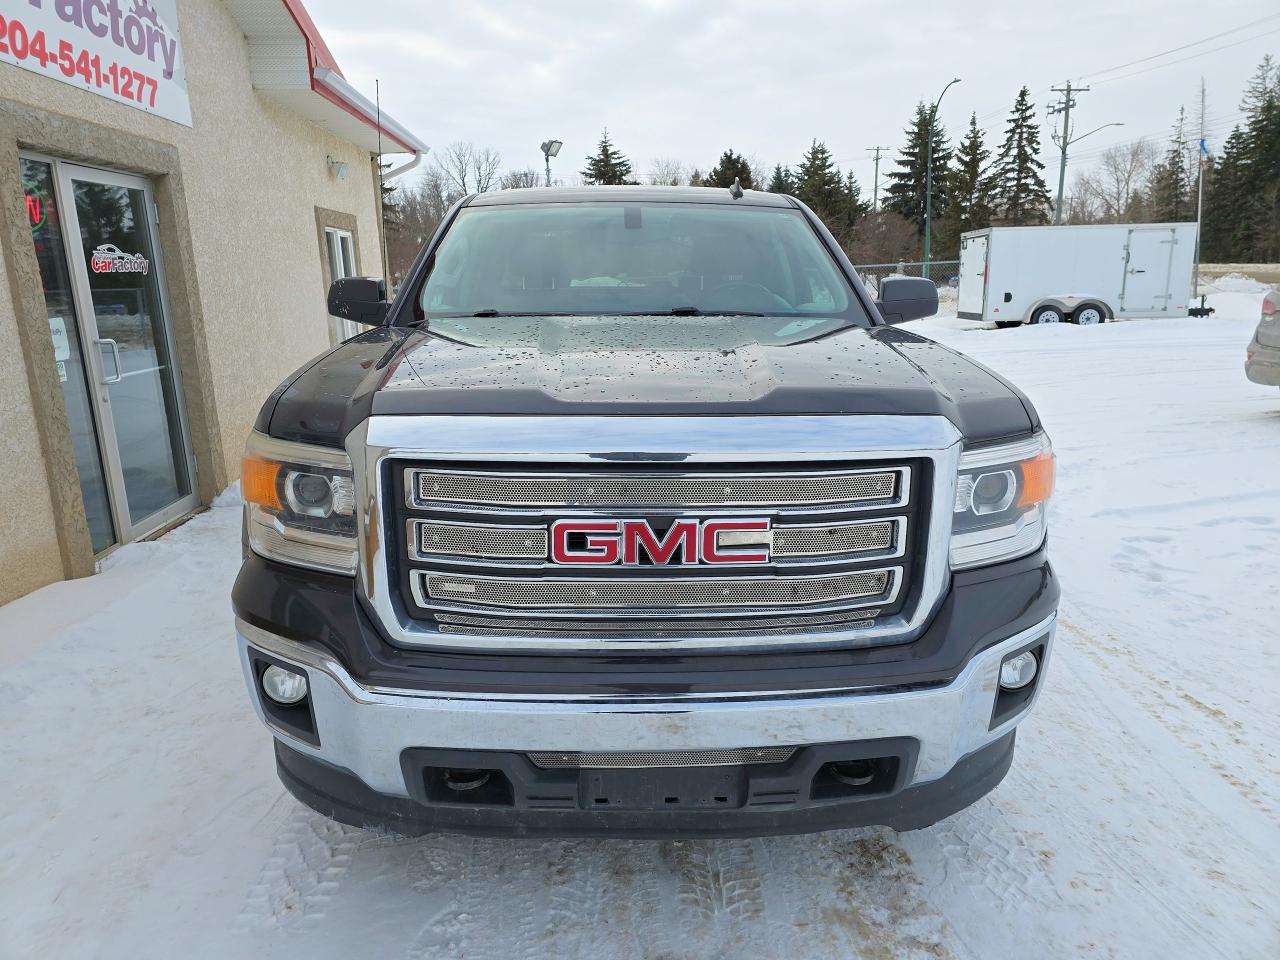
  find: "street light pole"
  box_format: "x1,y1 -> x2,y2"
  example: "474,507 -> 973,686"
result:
1049,119 -> 1125,223
924,78 -> 961,271
540,139 -> 563,187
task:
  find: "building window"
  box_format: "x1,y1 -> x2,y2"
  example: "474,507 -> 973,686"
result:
324,226 -> 359,342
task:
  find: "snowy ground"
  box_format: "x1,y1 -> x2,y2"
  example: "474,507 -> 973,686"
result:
2,284 -> 1278,960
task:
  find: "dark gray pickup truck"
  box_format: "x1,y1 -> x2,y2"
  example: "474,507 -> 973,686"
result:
233,186 -> 1058,838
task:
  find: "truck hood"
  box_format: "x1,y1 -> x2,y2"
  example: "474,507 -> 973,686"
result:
264,318 -> 1038,447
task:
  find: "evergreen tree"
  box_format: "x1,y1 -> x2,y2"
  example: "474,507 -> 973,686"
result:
794,140 -> 845,222
705,149 -> 755,189
1147,107 -> 1194,222
833,171 -> 869,240
1201,127 -> 1251,261
1238,56 -> 1280,261
379,160 -> 400,235
884,101 -> 952,233
581,129 -> 636,185
938,113 -> 992,258
990,87 -> 1051,225
766,163 -> 796,194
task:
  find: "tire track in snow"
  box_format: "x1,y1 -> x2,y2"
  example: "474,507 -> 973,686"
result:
404,835 -> 567,960
236,803 -> 362,928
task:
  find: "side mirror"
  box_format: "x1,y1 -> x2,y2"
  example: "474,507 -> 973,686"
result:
328,276 -> 388,325
875,276 -> 938,325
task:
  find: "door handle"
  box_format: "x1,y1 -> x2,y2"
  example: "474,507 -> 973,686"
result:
96,337 -> 123,384
1129,268 -> 1146,274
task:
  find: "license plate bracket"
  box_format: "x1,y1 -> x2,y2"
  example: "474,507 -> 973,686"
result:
580,765 -> 746,811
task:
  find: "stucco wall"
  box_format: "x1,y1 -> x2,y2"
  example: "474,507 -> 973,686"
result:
0,236 -> 66,601
0,0 -> 387,604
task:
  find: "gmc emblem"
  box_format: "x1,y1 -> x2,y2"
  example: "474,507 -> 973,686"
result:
550,518 -> 772,565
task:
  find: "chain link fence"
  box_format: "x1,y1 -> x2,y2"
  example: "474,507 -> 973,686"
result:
853,261 -> 961,312
853,260 -> 961,293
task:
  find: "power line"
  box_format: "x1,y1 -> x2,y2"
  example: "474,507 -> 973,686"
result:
1090,26 -> 1280,86
1074,12 -> 1280,82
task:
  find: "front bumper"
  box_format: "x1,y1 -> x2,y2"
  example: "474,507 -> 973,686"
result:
1246,339 -> 1280,386
237,612 -> 1054,836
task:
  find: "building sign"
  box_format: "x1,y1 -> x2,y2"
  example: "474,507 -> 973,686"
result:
90,242 -> 149,274
0,0 -> 191,126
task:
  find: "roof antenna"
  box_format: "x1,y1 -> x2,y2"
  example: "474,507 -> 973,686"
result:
729,176 -> 743,199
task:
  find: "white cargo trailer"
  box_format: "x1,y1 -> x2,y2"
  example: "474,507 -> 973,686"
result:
956,223 -> 1199,326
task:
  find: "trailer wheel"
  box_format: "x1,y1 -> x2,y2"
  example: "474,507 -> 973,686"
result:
1072,303 -> 1105,326
995,321 -> 1021,329
1032,306 -> 1065,325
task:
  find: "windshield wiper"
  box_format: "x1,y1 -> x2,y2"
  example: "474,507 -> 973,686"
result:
467,309 -> 567,318
663,307 -> 766,317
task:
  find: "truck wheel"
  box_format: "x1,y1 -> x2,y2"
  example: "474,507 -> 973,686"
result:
995,321 -> 1021,329
1072,304 -> 1105,325
1032,306 -> 1064,325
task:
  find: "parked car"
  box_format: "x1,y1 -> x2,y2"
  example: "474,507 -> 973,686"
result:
958,223 -> 1199,327
233,186 -> 1058,838
1245,285 -> 1280,387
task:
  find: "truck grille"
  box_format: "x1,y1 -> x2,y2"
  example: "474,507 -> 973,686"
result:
412,467 -> 904,510
391,461 -> 924,644
418,569 -> 894,609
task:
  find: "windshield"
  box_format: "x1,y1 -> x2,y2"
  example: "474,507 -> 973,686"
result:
416,202 -> 868,344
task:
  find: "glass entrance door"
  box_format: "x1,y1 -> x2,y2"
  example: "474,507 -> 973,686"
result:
21,155 -> 198,550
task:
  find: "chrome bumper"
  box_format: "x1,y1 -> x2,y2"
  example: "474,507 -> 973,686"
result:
237,613 -> 1055,799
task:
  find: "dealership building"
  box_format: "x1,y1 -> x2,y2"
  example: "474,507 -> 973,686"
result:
0,0 -> 426,604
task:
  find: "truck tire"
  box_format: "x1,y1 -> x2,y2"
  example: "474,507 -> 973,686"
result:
1032,306 -> 1065,325
1071,303 -> 1105,325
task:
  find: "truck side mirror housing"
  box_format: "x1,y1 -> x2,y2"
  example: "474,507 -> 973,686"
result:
875,276 -> 938,325
328,276 -> 388,325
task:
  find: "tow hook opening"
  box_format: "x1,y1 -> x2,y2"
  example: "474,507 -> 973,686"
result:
811,756 -> 900,801
442,768 -> 491,791
424,766 -> 514,807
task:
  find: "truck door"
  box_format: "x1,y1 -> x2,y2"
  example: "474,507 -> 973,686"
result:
1120,227 -> 1177,314
957,234 -> 988,317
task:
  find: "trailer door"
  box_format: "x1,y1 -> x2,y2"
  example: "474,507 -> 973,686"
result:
957,234 -> 988,317
1120,227 -> 1177,314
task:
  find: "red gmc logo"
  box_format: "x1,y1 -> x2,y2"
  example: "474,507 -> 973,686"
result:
550,518 -> 772,565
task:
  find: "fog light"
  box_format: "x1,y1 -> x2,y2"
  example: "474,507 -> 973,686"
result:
999,651 -> 1038,690
262,664 -> 308,704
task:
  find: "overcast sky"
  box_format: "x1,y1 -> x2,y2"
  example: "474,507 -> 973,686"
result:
306,0 -> 1279,198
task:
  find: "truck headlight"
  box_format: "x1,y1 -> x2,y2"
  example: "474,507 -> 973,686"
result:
241,431 -> 357,575
951,432 -> 1054,569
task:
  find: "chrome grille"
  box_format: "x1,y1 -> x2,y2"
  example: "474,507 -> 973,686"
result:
396,457 -> 923,648
772,519 -> 896,557
411,467 -> 903,509
528,748 -> 797,768
435,610 -> 881,639
417,521 -> 547,559
412,517 -> 901,563
418,569 -> 895,610
436,610 -> 879,631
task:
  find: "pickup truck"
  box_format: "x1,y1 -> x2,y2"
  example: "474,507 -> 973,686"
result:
233,186 -> 1059,838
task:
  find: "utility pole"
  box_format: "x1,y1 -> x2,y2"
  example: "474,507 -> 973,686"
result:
1192,77 -> 1208,313
868,146 -> 891,212
1049,81 -> 1088,225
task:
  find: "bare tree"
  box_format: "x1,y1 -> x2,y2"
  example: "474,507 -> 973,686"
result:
384,168 -> 463,284
435,141 -> 503,195
500,168 -> 543,190
1073,140 -> 1158,223
471,147 -> 502,193
648,157 -> 687,186
845,210 -> 923,265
